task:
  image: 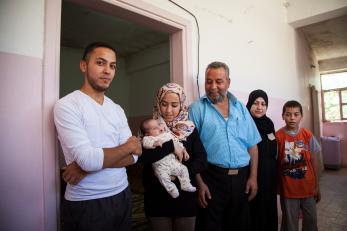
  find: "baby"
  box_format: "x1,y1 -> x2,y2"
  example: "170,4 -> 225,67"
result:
140,118 -> 196,198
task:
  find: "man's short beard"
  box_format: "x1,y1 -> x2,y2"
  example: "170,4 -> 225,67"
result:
88,78 -> 109,93
209,92 -> 227,104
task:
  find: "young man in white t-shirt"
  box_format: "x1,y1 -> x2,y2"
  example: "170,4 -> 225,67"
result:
54,42 -> 142,231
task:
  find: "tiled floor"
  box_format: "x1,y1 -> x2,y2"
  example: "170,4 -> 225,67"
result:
316,168 -> 347,230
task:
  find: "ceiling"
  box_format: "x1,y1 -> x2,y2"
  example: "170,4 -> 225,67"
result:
300,15 -> 347,71
61,1 -> 169,57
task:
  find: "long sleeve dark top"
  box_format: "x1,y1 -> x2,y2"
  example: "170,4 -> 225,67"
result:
138,128 -> 207,217
250,120 -> 278,231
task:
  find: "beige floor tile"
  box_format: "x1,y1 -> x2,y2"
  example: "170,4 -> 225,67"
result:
317,168 -> 347,231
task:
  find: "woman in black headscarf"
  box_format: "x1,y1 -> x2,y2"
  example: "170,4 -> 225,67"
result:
246,89 -> 278,231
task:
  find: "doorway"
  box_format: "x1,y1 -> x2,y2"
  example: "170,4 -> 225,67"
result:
60,0 -> 171,133
59,2 -> 172,227
43,0 -> 194,230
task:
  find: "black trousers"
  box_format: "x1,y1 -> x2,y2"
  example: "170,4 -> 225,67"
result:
62,187 -> 132,231
195,164 -> 250,231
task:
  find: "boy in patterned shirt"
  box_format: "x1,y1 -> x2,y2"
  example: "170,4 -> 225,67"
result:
276,100 -> 321,231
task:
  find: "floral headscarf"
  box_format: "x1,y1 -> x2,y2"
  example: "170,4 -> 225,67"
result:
153,83 -> 195,141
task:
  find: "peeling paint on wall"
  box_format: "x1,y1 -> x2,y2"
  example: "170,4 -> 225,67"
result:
243,5 -> 254,15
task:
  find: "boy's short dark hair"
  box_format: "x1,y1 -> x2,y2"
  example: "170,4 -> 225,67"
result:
139,118 -> 154,135
282,100 -> 303,115
82,42 -> 116,61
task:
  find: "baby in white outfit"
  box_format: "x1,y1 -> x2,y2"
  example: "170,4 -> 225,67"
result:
140,119 -> 196,198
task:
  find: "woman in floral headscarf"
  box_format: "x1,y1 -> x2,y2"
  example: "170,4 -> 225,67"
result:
139,83 -> 207,231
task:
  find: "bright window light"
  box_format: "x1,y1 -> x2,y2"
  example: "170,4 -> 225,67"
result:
321,72 -> 347,121
321,72 -> 347,90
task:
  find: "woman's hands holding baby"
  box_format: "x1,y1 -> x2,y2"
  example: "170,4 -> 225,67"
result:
173,141 -> 189,162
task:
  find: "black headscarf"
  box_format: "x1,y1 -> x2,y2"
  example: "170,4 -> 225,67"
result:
246,89 -> 274,136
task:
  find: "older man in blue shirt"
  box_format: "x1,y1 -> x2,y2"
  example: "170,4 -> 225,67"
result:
189,61 -> 261,231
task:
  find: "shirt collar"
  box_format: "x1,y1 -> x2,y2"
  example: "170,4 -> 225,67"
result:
284,127 -> 301,136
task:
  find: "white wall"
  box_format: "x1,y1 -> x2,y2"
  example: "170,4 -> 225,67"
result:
286,0 -> 347,27
0,0 -> 44,58
0,1 -> 47,230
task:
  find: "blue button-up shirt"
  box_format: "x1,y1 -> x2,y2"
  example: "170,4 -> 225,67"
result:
189,92 -> 261,168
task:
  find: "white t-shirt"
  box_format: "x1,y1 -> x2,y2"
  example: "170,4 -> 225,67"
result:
54,90 -> 133,201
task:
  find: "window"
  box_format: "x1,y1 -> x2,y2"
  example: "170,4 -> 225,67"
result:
321,72 -> 347,121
